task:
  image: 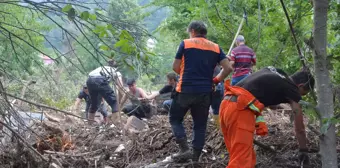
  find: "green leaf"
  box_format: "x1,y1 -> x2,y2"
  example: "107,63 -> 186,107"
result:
62,4 -> 72,13
67,8 -> 76,21
110,51 -> 115,59
114,39 -> 129,48
99,31 -> 107,38
330,117 -> 340,124
80,11 -> 90,21
89,14 -> 97,20
93,25 -> 106,34
119,30 -> 134,41
99,44 -> 110,51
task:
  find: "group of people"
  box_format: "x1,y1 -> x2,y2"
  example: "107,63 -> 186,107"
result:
74,60 -> 178,124
74,20 -> 314,167
168,21 -> 314,168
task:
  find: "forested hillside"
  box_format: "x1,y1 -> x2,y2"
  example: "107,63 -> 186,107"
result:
0,0 -> 339,168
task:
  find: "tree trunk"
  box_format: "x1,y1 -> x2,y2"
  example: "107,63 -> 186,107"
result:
312,0 -> 338,168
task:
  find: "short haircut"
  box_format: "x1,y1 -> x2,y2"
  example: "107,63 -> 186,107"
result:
126,78 -> 136,86
187,21 -> 207,36
236,35 -> 245,42
108,59 -> 117,68
166,72 -> 177,82
290,70 -> 315,91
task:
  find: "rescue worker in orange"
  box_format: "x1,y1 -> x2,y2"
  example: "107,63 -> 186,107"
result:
219,66 -> 314,168
170,21 -> 232,162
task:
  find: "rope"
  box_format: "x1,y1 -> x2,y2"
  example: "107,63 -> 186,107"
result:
279,0 -> 307,69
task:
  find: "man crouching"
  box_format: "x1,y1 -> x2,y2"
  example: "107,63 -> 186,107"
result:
219,66 -> 314,168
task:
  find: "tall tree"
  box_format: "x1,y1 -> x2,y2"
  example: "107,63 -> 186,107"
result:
312,0 -> 338,167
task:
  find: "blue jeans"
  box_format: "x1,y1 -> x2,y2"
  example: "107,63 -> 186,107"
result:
163,99 -> 172,111
169,92 -> 211,150
231,74 -> 249,86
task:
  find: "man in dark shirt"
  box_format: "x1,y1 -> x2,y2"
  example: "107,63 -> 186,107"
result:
219,67 -> 314,168
74,85 -> 108,123
229,35 -> 256,85
146,72 -> 178,112
170,21 -> 233,162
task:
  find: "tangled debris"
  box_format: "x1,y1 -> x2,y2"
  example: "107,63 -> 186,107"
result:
0,109 -> 340,168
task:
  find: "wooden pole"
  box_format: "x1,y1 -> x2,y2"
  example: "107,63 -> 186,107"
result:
226,16 -> 245,56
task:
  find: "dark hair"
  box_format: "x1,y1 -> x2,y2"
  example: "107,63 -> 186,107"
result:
108,59 -> 117,68
290,70 -> 315,91
83,85 -> 87,89
187,21 -> 207,37
126,78 -> 136,86
166,72 -> 177,82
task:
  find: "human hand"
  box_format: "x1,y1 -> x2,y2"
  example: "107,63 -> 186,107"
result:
255,122 -> 268,136
212,77 -> 220,84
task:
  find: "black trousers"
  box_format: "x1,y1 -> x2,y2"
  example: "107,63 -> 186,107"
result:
122,103 -> 152,119
169,92 -> 211,150
86,76 -> 118,113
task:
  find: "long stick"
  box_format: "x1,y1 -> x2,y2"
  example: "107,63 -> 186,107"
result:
0,91 -> 85,119
227,16 -> 245,56
279,0 -> 306,68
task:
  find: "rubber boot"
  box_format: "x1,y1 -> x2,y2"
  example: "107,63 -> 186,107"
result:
192,148 -> 202,162
111,112 -> 120,123
172,138 -> 192,162
88,112 -> 96,125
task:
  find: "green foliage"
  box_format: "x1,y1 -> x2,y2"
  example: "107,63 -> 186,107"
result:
62,4 -> 73,13
42,97 -> 73,110
0,4 -> 51,78
80,11 -> 90,21
150,0 -> 315,73
137,74 -> 163,92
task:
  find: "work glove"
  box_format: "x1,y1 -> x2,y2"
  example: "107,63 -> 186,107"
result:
255,116 -> 268,136
212,77 -> 221,84
298,149 -> 310,167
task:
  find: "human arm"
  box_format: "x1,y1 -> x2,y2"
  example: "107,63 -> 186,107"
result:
74,92 -> 84,112
74,98 -> 82,112
146,92 -> 160,100
251,51 -> 256,66
290,100 -> 307,149
146,85 -> 173,99
137,88 -> 148,99
214,49 -> 233,83
173,41 -> 185,74
229,50 -> 236,68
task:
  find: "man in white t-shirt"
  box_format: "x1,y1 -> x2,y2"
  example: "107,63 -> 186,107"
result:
86,60 -> 123,124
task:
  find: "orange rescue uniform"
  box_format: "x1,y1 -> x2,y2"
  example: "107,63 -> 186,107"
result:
219,80 -> 265,168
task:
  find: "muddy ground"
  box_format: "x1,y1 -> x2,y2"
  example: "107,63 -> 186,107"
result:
0,109 -> 339,168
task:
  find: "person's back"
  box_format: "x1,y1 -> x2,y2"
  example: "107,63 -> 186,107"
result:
86,61 -> 123,125
176,37 -> 224,93
89,66 -> 121,82
170,21 -> 233,163
229,35 -> 256,85
231,44 -> 255,76
236,67 -> 301,106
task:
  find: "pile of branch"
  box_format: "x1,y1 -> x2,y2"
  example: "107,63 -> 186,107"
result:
1,91 -> 340,168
